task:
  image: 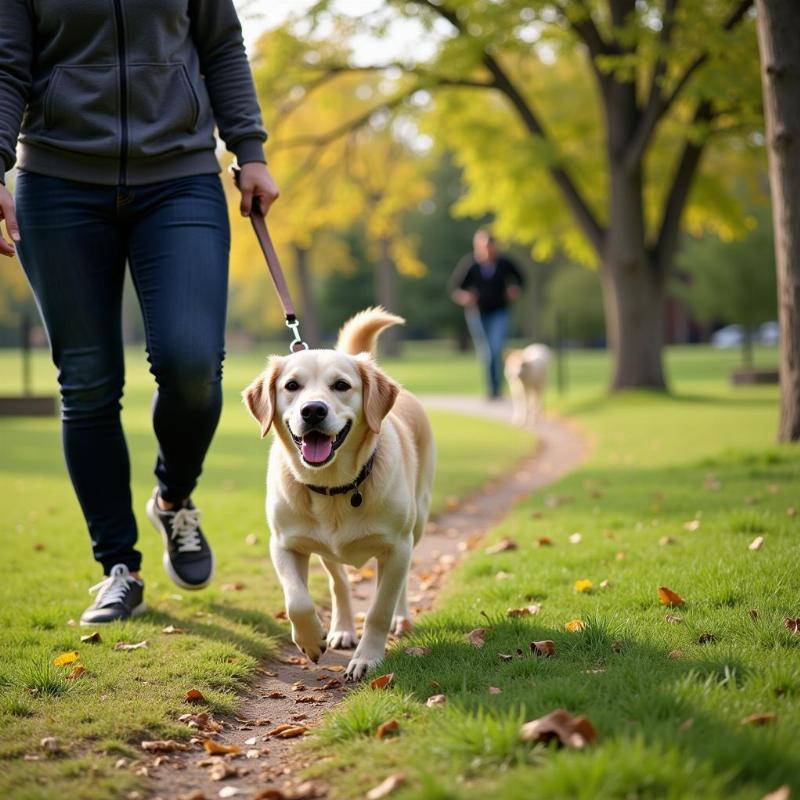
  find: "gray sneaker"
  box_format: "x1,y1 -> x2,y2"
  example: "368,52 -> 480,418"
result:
80,564 -> 145,625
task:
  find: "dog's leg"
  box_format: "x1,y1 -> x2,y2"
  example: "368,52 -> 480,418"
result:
345,540 -> 412,681
392,580 -> 413,637
270,538 -> 326,662
510,378 -> 526,426
321,558 -> 358,650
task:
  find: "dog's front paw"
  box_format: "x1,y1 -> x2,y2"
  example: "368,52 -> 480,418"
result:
391,615 -> 413,637
291,611 -> 327,663
344,641 -> 386,681
327,629 -> 359,650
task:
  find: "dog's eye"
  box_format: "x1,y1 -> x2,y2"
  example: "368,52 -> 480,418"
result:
285,380 -> 301,392
332,380 -> 351,392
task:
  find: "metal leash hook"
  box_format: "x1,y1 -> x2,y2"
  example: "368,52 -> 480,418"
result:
286,316 -> 309,353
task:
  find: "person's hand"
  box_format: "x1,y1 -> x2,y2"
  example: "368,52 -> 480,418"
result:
506,284 -> 521,302
0,184 -> 20,258
452,289 -> 478,308
237,162 -> 279,217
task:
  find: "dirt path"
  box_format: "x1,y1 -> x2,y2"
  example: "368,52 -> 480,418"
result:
142,399 -> 588,800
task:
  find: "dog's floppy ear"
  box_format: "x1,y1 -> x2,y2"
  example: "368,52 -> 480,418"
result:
357,356 -> 400,435
243,357 -> 284,438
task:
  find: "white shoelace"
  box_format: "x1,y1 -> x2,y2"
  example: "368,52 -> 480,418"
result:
171,507 -> 203,553
88,564 -> 135,606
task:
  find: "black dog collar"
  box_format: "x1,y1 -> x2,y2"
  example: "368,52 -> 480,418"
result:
305,450 -> 377,508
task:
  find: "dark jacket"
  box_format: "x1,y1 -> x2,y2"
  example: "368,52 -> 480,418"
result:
451,255 -> 525,313
0,0 -> 267,186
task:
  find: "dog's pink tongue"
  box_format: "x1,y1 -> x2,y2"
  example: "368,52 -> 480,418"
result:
302,431 -> 333,464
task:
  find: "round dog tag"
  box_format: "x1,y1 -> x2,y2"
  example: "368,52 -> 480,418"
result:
350,491 -> 363,508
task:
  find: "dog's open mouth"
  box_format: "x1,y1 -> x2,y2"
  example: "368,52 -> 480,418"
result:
290,420 -> 352,466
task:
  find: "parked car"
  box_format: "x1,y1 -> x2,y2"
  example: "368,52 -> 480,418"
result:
711,324 -> 744,349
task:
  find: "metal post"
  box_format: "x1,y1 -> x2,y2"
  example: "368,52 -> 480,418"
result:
22,314 -> 31,397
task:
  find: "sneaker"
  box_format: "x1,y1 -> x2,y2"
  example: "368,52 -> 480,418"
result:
80,564 -> 145,625
146,489 -> 215,590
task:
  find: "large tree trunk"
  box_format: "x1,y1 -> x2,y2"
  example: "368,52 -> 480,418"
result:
376,236 -> 402,357
756,0 -> 800,441
293,245 -> 322,348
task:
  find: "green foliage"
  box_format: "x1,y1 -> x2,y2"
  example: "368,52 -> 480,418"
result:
542,263 -> 606,345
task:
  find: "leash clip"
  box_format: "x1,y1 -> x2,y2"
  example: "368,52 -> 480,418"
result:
286,317 -> 309,353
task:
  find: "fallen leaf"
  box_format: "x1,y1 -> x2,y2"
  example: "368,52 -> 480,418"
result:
574,579 -> 593,593
665,614 -> 682,624
536,537 -> 553,547
113,640 -> 149,651
683,519 -> 700,531
426,694 -> 447,707
615,551 -> 626,561
66,666 -> 86,680
323,664 -> 345,673
568,533 -> 582,544
749,536 -> 765,551
565,619 -> 586,633
53,651 -> 79,667
366,773 -> 407,800
403,646 -> 431,656
784,618 -> 800,634
599,580 -> 611,589
210,760 -> 239,780
658,586 -> 685,606
275,726 -> 307,739
498,653 -> 514,662
162,625 -> 188,635
668,649 -> 684,660
679,718 -> 694,732
742,712 -> 777,726
185,688 -> 206,704
244,533 -> 259,546
761,786 -> 791,800
180,712 -> 223,732
141,740 -> 190,752
80,632 -> 102,644
659,536 -> 677,546
485,537 -> 517,555
375,719 -> 399,738
698,632 -> 717,644
506,605 -> 541,618
221,582 -> 245,592
274,609 -> 288,620
520,708 -> 597,750
370,673 -> 395,690
265,691 -> 286,699
467,628 -> 488,648
750,609 -> 760,621
530,640 -> 556,657
488,686 -> 502,695
40,737 -> 60,753
787,506 -> 797,517
203,739 -> 241,755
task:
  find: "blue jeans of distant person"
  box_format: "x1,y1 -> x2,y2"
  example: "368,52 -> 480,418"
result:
15,170 -> 230,575
465,307 -> 510,398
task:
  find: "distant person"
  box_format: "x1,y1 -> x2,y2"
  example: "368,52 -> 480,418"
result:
450,230 -> 524,398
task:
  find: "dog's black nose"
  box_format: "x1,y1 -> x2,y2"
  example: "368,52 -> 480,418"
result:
301,401 -> 328,425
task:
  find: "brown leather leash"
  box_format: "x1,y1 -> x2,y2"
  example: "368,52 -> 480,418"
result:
230,165 -> 309,353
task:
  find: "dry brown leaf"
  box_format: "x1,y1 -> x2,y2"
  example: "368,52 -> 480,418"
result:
40,737 -> 60,753
179,712 -> 223,732
536,537 -> 553,547
565,619 -> 586,633
221,582 -> 246,591
520,708 -> 597,750
788,506 -> 797,517
748,536 -> 765,551
665,614 -> 682,624
53,651 -> 79,667
276,726 -> 307,739
742,713 -> 777,726
267,724 -> 297,736
209,760 -> 239,781
185,688 -> 206,704
80,632 -> 101,644
698,632 -> 717,644
599,579 -> 611,589
683,519 -> 700,531
426,694 -> 447,707
323,664 -> 346,673
403,646 -> 431,657
506,605 -> 541,618
113,640 -> 149,651
761,786 -> 791,800
485,537 -> 518,555
657,586 -> 685,606
668,649 -> 684,660
370,673 -> 395,690
488,686 -> 502,695
265,691 -> 286,699
530,640 -> 556,657
66,666 -> 86,680
784,618 -> 800,634
659,536 -> 677,546
162,625 -> 188,635
366,773 -> 407,800
203,739 -> 241,755
141,740 -> 190,752
750,609 -> 760,621
466,628 -> 488,648
375,719 -> 399,738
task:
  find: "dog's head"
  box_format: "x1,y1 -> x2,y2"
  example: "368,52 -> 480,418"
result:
243,349 -> 399,469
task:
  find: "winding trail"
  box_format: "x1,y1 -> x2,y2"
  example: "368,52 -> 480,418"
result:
145,398 -> 588,800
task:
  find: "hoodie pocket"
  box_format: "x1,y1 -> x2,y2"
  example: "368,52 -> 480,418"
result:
127,63 -> 200,157
43,65 -> 120,155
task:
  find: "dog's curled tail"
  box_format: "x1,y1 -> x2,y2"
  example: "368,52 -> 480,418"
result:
336,306 -> 405,355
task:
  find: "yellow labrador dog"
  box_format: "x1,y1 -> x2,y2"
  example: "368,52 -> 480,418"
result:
243,308 -> 435,680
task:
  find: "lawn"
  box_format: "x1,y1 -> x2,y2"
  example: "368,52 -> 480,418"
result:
0,343 -> 532,800
296,352 -> 800,800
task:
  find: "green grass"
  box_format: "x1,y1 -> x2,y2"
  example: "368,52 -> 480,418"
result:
299,356 -> 800,800
0,343 -> 531,800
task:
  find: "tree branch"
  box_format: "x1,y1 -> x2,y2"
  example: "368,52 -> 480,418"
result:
653,100 -> 713,274
318,62 -> 495,89
624,0 -> 753,171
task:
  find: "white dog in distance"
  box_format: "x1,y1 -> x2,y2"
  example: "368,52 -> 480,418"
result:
504,344 -> 551,426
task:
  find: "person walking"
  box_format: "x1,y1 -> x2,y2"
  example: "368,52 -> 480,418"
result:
450,230 -> 524,398
0,0 -> 278,624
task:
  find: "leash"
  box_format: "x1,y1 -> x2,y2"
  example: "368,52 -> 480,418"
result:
230,165 -> 309,353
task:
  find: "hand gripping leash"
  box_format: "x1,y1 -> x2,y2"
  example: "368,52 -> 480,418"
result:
230,166 -> 309,353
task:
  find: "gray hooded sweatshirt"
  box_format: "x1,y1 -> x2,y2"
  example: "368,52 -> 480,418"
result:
0,0 -> 267,186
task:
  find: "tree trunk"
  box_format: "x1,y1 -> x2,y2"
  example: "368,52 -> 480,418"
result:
756,0 -> 800,441
293,245 -> 322,348
376,236 -> 402,357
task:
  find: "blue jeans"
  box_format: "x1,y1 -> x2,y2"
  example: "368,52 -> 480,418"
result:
15,171 -> 230,574
465,307 -> 510,397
